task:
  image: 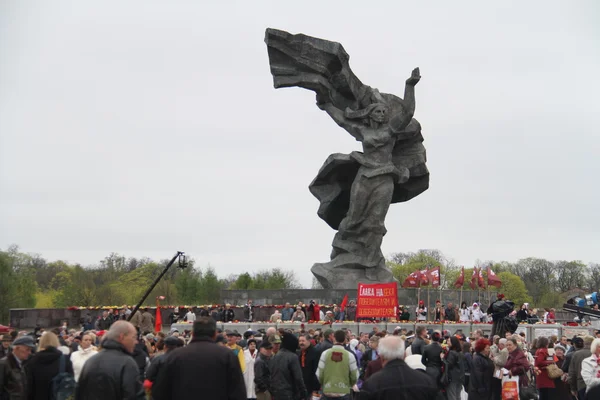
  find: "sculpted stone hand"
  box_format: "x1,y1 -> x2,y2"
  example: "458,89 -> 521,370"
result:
265,29 -> 429,289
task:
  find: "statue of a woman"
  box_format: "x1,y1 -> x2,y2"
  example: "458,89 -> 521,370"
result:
265,29 -> 429,289
311,69 -> 421,284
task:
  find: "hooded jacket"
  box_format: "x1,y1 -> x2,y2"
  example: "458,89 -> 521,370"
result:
269,333 -> 307,400
25,347 -> 73,400
75,339 -> 144,400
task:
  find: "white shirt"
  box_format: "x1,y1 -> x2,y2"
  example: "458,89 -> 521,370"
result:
185,311 -> 196,323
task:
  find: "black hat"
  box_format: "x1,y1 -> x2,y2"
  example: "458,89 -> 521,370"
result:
164,336 -> 182,347
259,340 -> 273,350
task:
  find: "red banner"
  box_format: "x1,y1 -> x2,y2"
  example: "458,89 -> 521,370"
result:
356,282 -> 398,318
429,266 -> 441,288
478,267 -> 486,289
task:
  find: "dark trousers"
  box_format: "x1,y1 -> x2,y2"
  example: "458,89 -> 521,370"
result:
578,388 -> 586,400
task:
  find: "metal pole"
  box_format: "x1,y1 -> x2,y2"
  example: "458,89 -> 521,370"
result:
128,251 -> 183,322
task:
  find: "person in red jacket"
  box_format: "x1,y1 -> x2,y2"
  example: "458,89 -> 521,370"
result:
504,338 -> 530,388
534,337 -> 556,400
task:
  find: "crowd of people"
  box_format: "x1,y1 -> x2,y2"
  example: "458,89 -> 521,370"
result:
2,309 -> 600,400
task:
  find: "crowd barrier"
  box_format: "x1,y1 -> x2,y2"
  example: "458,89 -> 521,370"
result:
169,322 -> 597,338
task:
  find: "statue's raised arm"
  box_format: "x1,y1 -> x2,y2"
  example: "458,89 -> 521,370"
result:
390,68 -> 421,133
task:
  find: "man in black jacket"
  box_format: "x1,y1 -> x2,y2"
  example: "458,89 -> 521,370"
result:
410,326 -> 427,356
420,331 -> 443,386
145,336 -> 182,383
298,334 -> 320,398
76,320 -> 144,400
269,332 -> 307,400
360,336 -> 438,400
254,341 -> 273,400
152,317 -> 245,400
0,336 -> 34,400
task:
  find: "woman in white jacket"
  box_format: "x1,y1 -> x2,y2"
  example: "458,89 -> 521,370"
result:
243,339 -> 258,399
581,338 -> 600,396
70,333 -> 98,381
459,302 -> 470,322
470,303 -> 485,322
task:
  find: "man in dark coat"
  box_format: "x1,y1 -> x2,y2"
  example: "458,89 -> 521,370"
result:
254,341 -> 273,400
145,336 -> 182,383
97,311 -> 112,331
269,332 -> 307,400
243,300 -> 255,322
420,332 -> 443,385
298,334 -> 320,397
410,326 -> 427,356
152,317 -> 245,400
0,336 -> 34,400
360,336 -> 438,400
76,321 -> 144,400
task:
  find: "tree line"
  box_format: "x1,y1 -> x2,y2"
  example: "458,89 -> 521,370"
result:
1,245 -> 598,324
0,245 -> 300,324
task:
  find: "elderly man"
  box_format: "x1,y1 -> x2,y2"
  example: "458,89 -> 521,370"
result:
298,334 -> 320,398
76,320 -> 144,400
360,336 -> 438,400
0,336 -> 35,399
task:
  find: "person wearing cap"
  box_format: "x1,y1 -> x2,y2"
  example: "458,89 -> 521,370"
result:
153,317 -> 245,400
268,334 -> 281,355
0,335 -> 12,359
227,332 -> 246,373
291,306 -> 306,323
0,335 -> 34,399
254,341 -> 273,400
416,300 -> 427,321
145,336 -> 182,384
360,336 -> 438,400
569,335 -> 594,400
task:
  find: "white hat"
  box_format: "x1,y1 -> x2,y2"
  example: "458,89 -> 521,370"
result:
404,354 -> 426,371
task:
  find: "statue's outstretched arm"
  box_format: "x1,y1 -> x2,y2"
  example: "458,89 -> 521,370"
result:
390,68 -> 421,133
319,102 -> 364,141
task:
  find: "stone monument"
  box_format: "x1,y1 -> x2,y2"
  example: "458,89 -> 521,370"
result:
265,29 -> 429,289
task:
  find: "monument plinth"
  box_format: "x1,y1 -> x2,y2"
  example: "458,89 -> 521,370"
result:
265,29 -> 429,289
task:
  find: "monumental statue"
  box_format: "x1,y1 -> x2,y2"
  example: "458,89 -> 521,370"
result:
265,29 -> 429,289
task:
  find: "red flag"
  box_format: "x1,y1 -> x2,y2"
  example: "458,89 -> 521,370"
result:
487,267 -> 502,288
402,271 -> 421,288
478,268 -> 486,289
154,306 -> 162,333
340,294 -> 349,311
453,267 -> 465,288
429,267 -> 441,288
469,268 -> 478,290
420,268 -> 430,286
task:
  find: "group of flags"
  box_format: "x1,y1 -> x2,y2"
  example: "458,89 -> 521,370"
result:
453,266 -> 502,289
402,266 -> 502,289
401,266 -> 441,288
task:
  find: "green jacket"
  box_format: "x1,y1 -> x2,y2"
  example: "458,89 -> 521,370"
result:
316,345 -> 358,396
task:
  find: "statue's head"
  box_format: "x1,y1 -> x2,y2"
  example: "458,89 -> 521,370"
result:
369,104 -> 388,124
345,102 -> 389,124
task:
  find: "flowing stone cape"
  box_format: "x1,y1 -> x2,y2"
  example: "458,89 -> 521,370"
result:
265,28 -> 429,230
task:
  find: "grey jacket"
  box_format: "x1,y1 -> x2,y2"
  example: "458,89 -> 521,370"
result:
269,349 -> 307,400
569,346 -> 592,391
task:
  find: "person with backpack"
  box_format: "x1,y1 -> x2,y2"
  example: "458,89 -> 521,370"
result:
25,331 -> 74,400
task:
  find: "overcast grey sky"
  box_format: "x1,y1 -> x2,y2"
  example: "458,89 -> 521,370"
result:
1,1 -> 599,288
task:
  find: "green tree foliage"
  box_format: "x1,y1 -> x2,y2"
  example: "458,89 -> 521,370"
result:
496,271 -> 532,306
0,247 -> 37,323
